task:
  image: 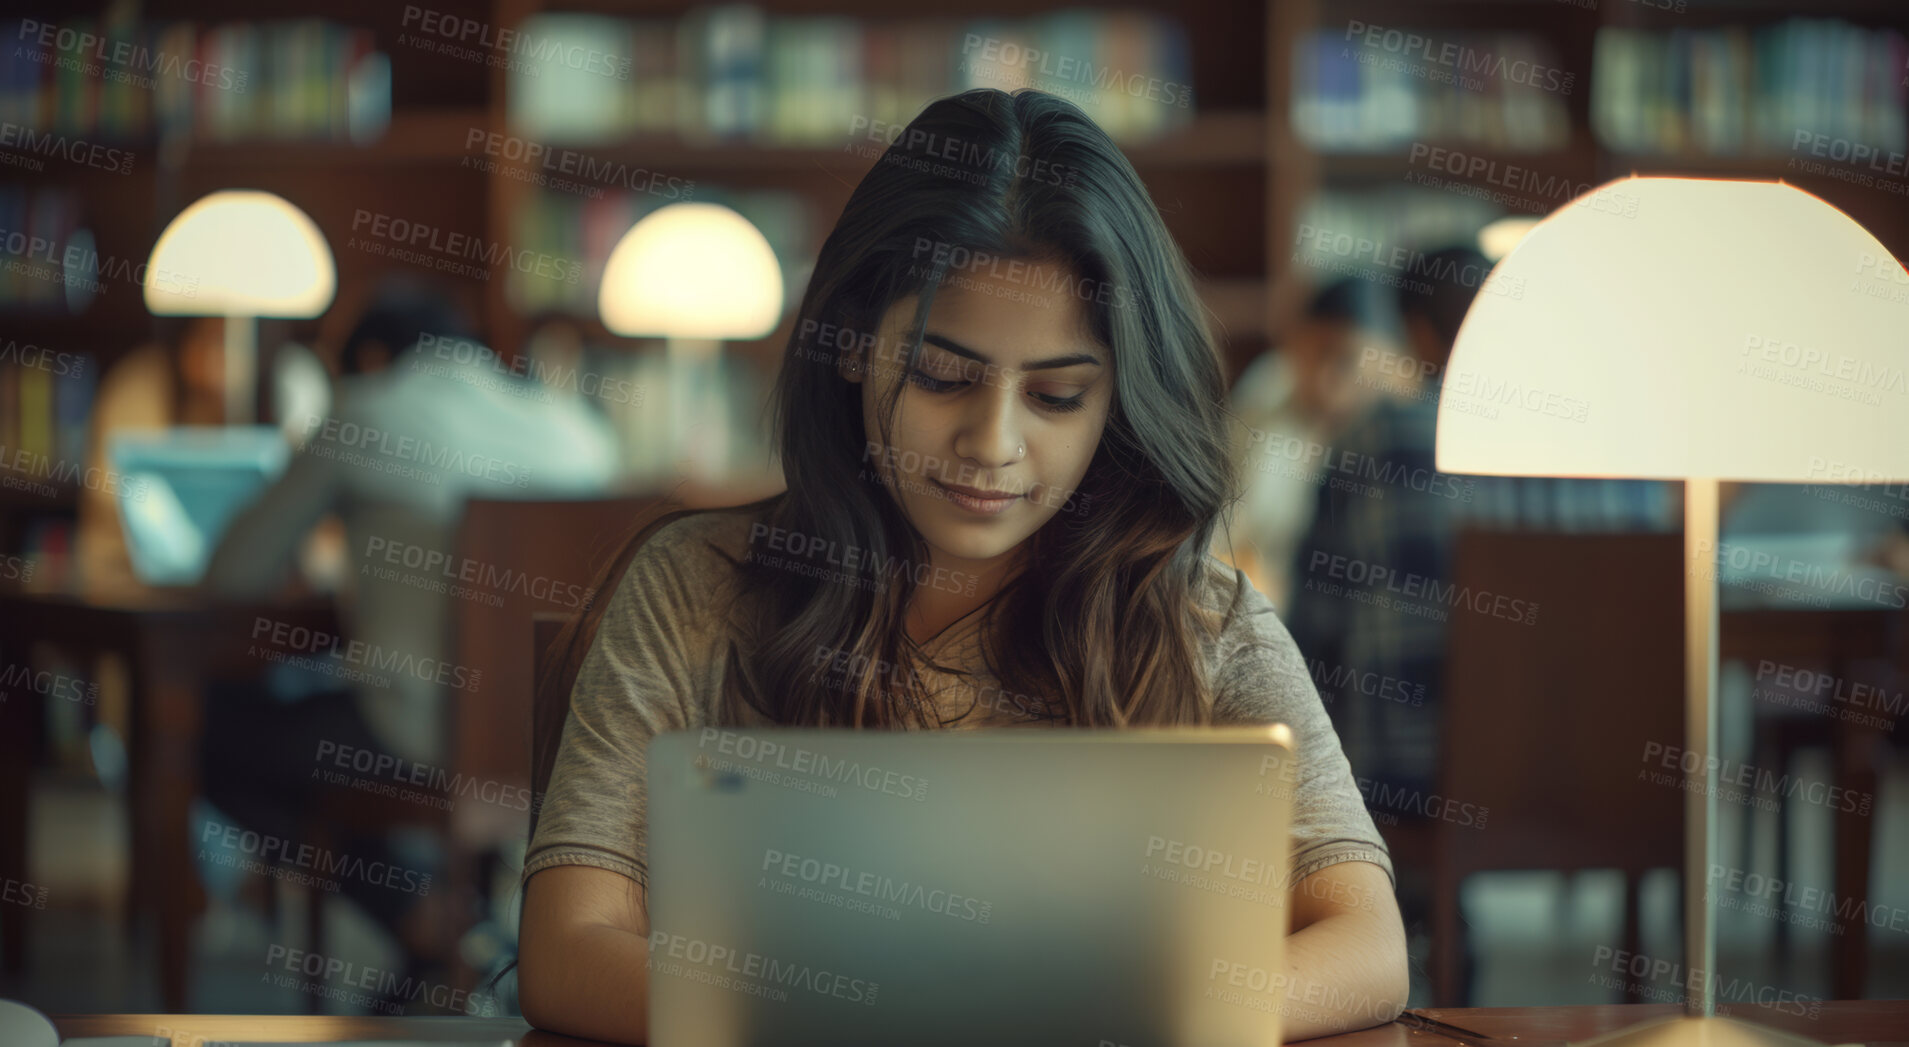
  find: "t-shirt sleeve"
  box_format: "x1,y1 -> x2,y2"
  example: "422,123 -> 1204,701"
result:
1209,571 -> 1396,889
523,517 -> 718,889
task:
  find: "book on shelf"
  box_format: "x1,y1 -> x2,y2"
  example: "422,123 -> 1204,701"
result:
1593,19 -> 1908,158
0,15 -> 388,145
1293,186 -> 1502,285
0,332 -> 95,472
0,186 -> 80,311
1292,29 -> 1572,154
508,6 -> 1195,148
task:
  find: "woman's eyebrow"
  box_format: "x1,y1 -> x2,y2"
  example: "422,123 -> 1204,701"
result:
922,332 -> 1104,371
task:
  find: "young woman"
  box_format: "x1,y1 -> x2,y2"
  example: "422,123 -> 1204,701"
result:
518,87 -> 1407,1043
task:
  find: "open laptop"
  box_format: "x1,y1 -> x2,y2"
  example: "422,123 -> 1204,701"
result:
107,427 -> 289,586
647,725 -> 1299,1047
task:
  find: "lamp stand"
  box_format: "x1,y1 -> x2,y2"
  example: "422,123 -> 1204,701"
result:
664,336 -> 727,482
224,313 -> 257,426
1569,479 -> 1822,1047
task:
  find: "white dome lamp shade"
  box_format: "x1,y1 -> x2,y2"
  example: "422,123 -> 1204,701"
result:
1437,176 -> 1909,1047
144,190 -> 337,426
598,202 -> 784,482
598,201 -> 784,343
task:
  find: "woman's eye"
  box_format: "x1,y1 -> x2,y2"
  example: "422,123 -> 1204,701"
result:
906,364 -> 1088,413
907,368 -> 964,392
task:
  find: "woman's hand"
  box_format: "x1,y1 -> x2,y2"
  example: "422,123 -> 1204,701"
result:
519,865 -> 654,1045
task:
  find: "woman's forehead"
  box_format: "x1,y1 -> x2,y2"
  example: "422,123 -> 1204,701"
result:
888,273 -> 1107,363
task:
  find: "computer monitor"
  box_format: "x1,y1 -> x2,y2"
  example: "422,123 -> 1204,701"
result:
108,426 -> 290,586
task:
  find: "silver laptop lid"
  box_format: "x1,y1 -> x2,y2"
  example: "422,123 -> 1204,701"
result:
647,725 -> 1298,1047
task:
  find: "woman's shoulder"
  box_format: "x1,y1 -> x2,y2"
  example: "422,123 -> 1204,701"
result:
646,504 -> 761,560
1194,553 -> 1299,659
585,506 -> 765,676
1194,553 -> 1318,722
613,505 -> 761,602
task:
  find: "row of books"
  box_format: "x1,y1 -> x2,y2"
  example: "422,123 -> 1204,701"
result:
1291,30 -> 1573,153
0,15 -> 391,143
0,343 -> 96,478
507,7 -> 1197,147
1593,20 -> 1908,157
0,187 -> 84,311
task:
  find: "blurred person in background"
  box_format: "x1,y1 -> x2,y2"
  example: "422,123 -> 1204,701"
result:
1289,246 -> 1679,793
520,311 -> 592,407
1284,245 -> 1677,965
1214,279 -> 1390,608
195,278 -> 621,988
75,317 -> 325,589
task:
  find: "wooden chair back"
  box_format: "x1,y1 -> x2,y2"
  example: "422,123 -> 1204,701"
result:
529,611 -> 574,842
1428,529 -> 1686,1003
1438,529 -> 1685,864
449,496 -> 657,814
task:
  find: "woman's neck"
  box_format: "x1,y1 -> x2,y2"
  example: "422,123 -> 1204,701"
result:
904,542 -> 1027,648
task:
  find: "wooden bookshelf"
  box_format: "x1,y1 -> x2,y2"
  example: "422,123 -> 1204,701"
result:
564,110 -> 1265,174
178,108 -> 492,168
472,0 -> 1275,368
8,0 -> 1907,534
1275,0 -> 1909,336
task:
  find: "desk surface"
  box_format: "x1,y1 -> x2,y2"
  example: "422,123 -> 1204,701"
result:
48,1013 -> 1429,1046
1417,1003 -> 1909,1045
48,1003 -> 1909,1047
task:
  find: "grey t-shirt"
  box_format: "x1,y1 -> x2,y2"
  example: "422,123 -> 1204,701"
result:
524,508 -> 1393,892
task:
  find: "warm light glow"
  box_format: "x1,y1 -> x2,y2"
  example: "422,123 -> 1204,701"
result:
144,190 -> 336,317
1477,215 -> 1541,261
1437,177 -> 1909,482
599,202 -> 784,340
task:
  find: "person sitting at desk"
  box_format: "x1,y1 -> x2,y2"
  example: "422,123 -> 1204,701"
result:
1286,246 -> 1678,805
1215,278 -> 1391,609
76,316 -> 325,590
517,88 -> 1408,1045
198,282 -> 621,983
1282,246 -> 1678,996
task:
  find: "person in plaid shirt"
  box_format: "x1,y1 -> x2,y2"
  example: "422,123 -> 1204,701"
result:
1285,246 -> 1677,803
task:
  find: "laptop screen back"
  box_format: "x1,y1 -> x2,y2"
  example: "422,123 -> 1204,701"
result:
647,726 -> 1298,1047
108,426 -> 289,586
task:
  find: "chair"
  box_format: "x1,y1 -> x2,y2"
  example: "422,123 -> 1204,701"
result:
1423,529 -> 1686,1006
297,496 -> 660,998
530,612 -> 574,843
448,496 -> 663,802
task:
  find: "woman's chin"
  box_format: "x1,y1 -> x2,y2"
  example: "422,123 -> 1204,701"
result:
916,525 -> 1027,571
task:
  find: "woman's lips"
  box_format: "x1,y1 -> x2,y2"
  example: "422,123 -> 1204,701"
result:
932,478 -> 1022,515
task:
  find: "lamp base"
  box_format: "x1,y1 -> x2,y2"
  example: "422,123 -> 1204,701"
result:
1570,1015 -> 1850,1047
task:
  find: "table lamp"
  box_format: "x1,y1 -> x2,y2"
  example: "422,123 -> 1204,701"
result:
1438,176 -> 1907,1047
143,189 -> 337,426
598,201 -> 784,482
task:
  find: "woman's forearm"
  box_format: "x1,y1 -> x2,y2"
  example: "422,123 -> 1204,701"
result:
1276,909 -> 1412,1040
520,865 -> 656,1045
520,921 -> 652,1044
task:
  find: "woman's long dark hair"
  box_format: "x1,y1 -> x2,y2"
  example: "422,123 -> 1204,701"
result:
534,87 -> 1243,803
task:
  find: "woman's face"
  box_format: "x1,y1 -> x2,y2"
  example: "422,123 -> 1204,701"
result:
845,257 -> 1114,573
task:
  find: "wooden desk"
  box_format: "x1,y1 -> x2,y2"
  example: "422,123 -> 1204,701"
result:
0,587 -> 338,1012
1418,1002 -> 1909,1046
49,1011 -> 1446,1047
49,1003 -> 1909,1046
